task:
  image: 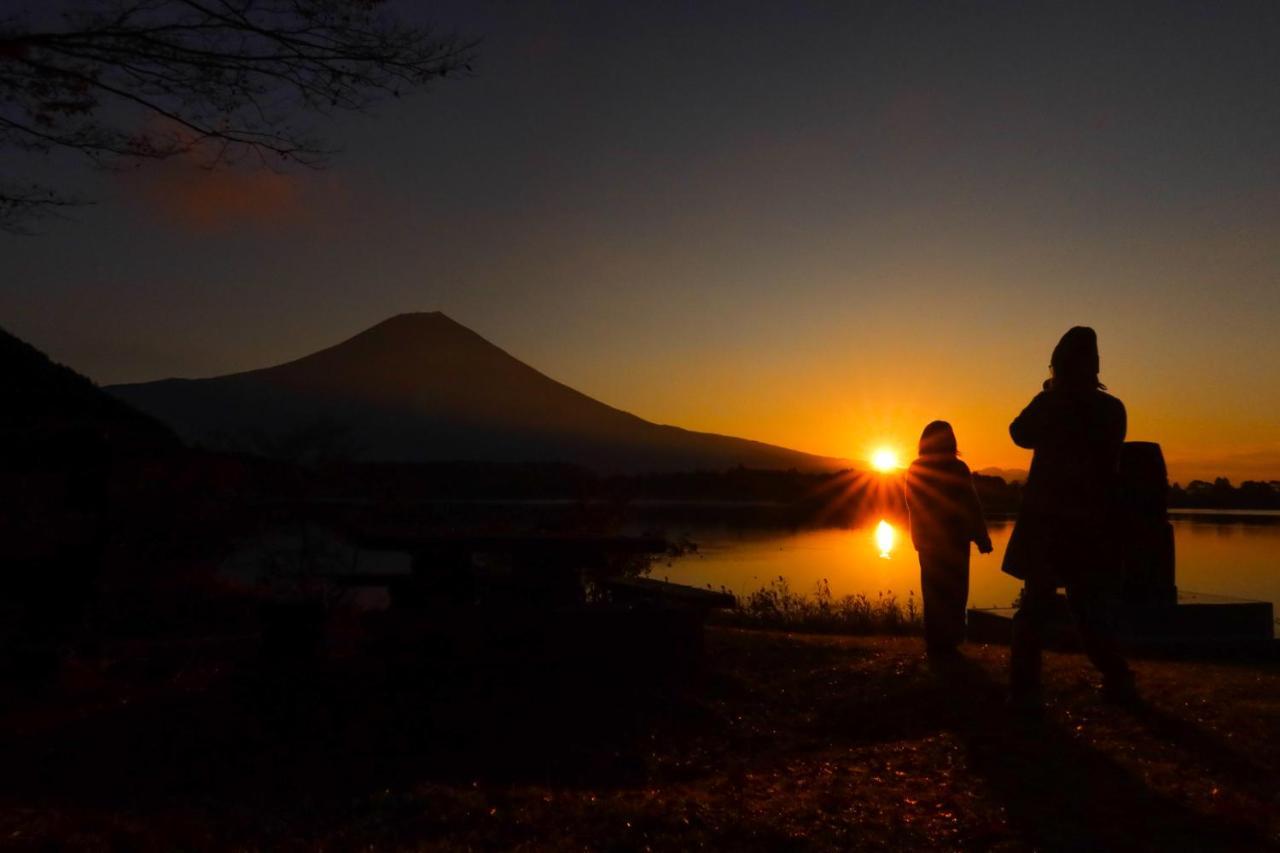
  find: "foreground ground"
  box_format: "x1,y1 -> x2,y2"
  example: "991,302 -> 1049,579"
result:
1,627 -> 1278,851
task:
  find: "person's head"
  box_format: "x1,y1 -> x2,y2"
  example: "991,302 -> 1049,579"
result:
919,420 -> 958,457
1050,325 -> 1105,391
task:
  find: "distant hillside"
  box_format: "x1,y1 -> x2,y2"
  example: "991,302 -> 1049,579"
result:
0,326 -> 179,458
108,313 -> 850,473
975,467 -> 1028,484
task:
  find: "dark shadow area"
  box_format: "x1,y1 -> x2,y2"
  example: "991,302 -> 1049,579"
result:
3,624 -> 1277,849
813,651 -> 1269,851
0,645 -> 716,846
1119,698 -> 1279,802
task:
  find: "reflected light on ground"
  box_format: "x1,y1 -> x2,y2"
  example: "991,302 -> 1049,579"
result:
874,519 -> 896,559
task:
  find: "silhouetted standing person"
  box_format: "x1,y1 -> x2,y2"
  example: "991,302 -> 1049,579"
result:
905,421 -> 993,658
1004,327 -> 1135,709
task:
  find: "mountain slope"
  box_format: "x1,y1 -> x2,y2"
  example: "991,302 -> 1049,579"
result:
1,325 -> 179,458
107,313 -> 849,473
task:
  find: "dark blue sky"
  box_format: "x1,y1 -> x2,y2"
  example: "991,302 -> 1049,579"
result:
3,1 -> 1279,478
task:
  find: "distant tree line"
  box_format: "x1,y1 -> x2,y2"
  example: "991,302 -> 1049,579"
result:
1169,478 -> 1280,510
295,462 -> 1029,524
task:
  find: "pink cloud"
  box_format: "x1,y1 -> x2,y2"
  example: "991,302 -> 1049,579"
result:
126,162 -> 307,232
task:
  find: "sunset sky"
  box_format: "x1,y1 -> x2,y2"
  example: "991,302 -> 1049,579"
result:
3,1 -> 1278,483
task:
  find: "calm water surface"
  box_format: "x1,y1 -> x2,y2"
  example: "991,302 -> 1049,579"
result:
657,512 -> 1280,611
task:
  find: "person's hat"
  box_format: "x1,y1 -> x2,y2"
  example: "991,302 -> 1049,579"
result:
1050,326 -> 1100,377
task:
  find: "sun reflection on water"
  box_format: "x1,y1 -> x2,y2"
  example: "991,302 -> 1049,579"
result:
874,519 -> 896,559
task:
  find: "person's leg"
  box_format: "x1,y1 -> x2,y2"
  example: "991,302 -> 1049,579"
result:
1064,574 -> 1133,694
919,552 -> 946,654
951,551 -> 971,648
1010,571 -> 1055,697
930,549 -> 969,651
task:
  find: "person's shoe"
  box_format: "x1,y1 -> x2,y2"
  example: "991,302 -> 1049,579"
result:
1101,673 -> 1140,707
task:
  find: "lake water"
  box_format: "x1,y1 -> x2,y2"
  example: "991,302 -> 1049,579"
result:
656,511 -> 1280,613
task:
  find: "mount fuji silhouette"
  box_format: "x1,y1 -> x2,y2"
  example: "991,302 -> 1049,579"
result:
107,313 -> 850,473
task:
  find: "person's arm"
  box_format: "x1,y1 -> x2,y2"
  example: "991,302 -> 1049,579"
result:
1104,397 -> 1127,473
1009,391 -> 1052,449
961,464 -> 993,553
903,462 -> 922,523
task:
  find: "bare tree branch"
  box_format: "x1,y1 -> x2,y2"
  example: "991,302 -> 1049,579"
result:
0,181 -> 88,234
0,0 -> 476,233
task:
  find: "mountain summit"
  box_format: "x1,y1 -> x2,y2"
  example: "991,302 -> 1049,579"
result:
107,313 -> 849,473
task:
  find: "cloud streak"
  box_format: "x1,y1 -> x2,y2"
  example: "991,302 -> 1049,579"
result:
132,163 -> 303,232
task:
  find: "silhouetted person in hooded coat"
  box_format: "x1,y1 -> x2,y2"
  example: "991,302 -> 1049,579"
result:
1003,326 -> 1135,708
905,421 -> 993,657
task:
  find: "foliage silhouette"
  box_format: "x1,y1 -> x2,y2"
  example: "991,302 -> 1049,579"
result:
1171,478 -> 1280,510
716,576 -> 921,635
0,0 -> 475,231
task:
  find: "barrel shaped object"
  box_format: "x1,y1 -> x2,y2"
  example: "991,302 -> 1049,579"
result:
1121,518 -> 1177,606
1118,442 -> 1177,605
1119,441 -> 1169,519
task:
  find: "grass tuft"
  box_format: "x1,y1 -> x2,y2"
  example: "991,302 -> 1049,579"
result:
714,576 -> 921,635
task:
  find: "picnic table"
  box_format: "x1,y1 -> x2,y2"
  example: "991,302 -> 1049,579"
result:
322,531 -> 677,609
293,531 -> 735,673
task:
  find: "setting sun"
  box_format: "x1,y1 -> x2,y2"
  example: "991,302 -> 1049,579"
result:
870,448 -> 900,472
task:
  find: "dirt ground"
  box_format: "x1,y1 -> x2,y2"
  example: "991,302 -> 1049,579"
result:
2,628 -> 1278,851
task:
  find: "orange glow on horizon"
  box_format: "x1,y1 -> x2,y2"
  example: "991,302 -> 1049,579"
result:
536,325 -> 1277,485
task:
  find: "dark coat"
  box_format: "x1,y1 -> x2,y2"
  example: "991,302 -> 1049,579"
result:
1002,387 -> 1126,580
905,455 -> 988,556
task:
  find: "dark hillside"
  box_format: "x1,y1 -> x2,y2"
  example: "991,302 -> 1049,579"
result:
0,326 -> 179,457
